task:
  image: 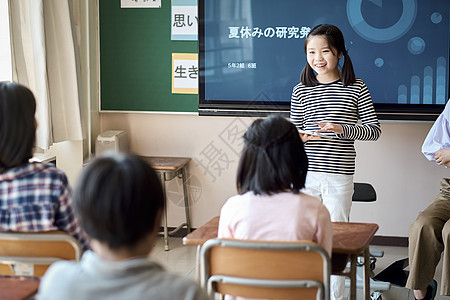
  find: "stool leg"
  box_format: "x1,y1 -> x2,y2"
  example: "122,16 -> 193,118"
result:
160,172 -> 169,251
181,167 -> 191,232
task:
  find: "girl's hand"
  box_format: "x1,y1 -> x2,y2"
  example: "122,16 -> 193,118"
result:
299,132 -> 321,143
434,149 -> 450,167
314,122 -> 344,134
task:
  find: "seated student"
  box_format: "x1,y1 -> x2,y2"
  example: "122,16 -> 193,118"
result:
37,153 -> 210,300
0,81 -> 87,250
406,100 -> 450,300
218,114 -> 333,255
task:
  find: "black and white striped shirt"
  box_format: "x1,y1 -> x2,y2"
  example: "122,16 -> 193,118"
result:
290,78 -> 381,175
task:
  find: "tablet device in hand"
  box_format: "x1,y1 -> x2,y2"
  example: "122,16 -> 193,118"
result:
298,129 -> 335,139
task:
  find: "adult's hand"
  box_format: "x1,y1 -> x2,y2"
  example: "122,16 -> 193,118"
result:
435,148 -> 450,167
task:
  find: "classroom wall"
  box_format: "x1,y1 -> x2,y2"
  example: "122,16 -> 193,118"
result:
100,113 -> 449,237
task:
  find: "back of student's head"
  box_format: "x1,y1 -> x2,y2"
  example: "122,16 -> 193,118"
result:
73,153 -> 164,250
0,81 -> 36,171
300,24 -> 356,87
237,115 -> 308,195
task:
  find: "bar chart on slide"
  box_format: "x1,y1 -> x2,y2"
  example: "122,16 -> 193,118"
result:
397,56 -> 447,105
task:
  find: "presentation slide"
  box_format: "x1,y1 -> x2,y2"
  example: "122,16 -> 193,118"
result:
200,0 -> 449,107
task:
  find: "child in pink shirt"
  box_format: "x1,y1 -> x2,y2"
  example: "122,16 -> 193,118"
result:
218,115 -> 332,300
218,114 -> 332,259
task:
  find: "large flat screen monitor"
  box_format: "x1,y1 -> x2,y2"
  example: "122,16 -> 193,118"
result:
198,0 -> 449,120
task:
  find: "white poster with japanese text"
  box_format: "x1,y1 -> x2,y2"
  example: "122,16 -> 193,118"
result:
172,53 -> 198,94
171,0 -> 197,40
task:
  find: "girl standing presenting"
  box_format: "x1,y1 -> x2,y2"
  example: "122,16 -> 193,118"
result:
290,24 -> 381,299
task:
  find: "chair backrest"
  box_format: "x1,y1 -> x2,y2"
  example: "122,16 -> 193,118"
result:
200,239 -> 330,300
0,231 -> 82,277
352,182 -> 377,202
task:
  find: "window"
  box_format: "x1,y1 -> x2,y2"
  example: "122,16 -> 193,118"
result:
0,0 -> 12,81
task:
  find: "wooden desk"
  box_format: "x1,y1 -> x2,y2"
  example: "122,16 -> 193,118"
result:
141,156 -> 192,251
331,222 -> 378,300
183,216 -> 378,300
0,276 -> 40,300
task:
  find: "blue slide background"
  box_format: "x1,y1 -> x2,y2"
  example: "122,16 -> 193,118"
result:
202,0 -> 449,105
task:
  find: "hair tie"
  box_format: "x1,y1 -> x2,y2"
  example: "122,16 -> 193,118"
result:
265,127 -> 296,148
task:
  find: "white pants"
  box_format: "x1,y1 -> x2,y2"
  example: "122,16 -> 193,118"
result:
302,171 -> 354,300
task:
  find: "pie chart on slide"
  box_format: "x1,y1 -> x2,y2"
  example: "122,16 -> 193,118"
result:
347,0 -> 417,43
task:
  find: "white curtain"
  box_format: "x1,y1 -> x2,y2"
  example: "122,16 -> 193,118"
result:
8,0 -> 83,149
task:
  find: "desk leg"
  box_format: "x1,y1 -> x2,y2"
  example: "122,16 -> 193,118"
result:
349,255 -> 357,300
160,173 -> 169,251
181,167 -> 191,233
363,248 -> 370,300
196,245 -> 201,282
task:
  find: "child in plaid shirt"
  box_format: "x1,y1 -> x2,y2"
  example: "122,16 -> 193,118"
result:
0,81 -> 87,250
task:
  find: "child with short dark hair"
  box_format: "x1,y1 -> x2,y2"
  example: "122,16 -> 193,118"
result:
38,153 -> 210,300
0,81 -> 87,250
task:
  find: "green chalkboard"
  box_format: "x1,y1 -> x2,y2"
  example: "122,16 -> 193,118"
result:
99,0 -> 198,112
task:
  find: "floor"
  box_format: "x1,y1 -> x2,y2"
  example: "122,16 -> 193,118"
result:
151,236 -> 449,300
